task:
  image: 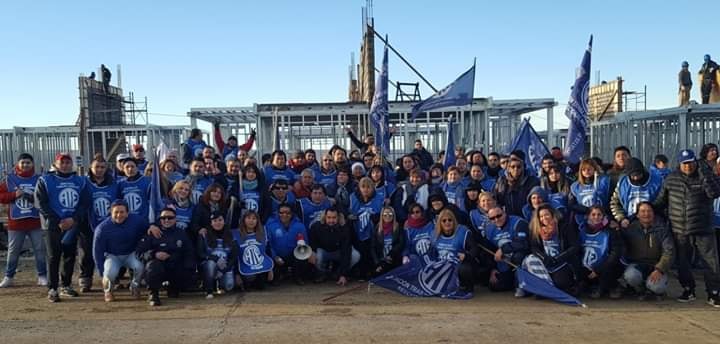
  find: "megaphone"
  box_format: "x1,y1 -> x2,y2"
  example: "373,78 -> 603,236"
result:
293,233 -> 312,260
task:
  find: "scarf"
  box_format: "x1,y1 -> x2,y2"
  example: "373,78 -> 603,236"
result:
382,222 -> 394,236
431,176 -> 443,185
405,216 -> 427,229
586,217 -> 609,233
173,195 -> 191,208
242,179 -> 258,191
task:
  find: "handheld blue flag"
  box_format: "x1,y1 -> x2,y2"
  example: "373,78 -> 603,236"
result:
410,63 -> 475,121
563,35 -> 593,164
370,255 -> 472,299
370,38 -> 390,156
516,268 -> 584,306
149,141 -> 169,223
443,115 -> 456,170
506,119 -> 550,177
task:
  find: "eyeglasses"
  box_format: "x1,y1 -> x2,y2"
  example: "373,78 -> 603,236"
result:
488,214 -> 503,221
323,159 -> 332,162
441,218 -> 454,223
159,216 -> 176,221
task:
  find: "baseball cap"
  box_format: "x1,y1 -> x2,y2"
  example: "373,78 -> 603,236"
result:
678,149 -> 696,164
55,152 -> 72,162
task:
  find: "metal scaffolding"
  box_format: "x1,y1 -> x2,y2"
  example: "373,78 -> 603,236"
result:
189,98 -> 557,162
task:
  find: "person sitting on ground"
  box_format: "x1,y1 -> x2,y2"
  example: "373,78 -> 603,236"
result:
578,206 -> 623,299
266,203 -> 311,285
484,206 -> 529,294
235,210 -> 273,291
308,207 -> 360,286
433,209 -> 478,293
137,207 -> 196,306
92,200 -> 147,302
402,203 -> 436,265
371,206 -> 405,277
197,212 -> 238,299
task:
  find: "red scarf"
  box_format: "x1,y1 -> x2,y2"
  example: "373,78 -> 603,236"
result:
382,222 -> 394,236
405,216 -> 427,229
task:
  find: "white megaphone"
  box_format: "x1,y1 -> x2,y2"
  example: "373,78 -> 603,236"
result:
293,233 -> 312,261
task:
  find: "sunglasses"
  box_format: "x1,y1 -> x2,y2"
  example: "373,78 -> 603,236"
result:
159,216 -> 176,220
441,218 -> 454,223
323,159 -> 332,162
273,187 -> 288,191
488,214 -> 503,221
382,213 -> 394,217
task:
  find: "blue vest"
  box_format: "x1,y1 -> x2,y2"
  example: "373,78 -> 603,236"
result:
579,227 -> 610,270
186,138 -> 207,159
232,231 -> 274,276
167,172 -> 185,184
547,192 -> 568,212
316,170 -> 337,189
375,182 -> 395,201
6,174 -> 39,219
85,177 -> 119,229
299,198 -> 331,229
263,165 -> 296,184
350,192 -> 384,242
136,160 -> 149,174
469,209 -> 491,238
174,203 -> 194,231
441,181 -> 463,205
190,176 -> 214,205
616,173 -> 662,219
433,225 -> 469,263
485,216 -> 526,272
541,233 -> 566,273
118,175 -> 150,218
405,222 -> 435,259
43,173 -> 85,219
570,175 -> 610,224
382,231 -> 394,258
241,189 -> 261,213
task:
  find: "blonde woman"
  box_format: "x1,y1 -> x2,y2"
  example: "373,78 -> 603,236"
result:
432,209 -> 477,293
569,158 -> 610,226
527,204 -> 580,294
371,206 -> 405,276
165,180 -> 195,231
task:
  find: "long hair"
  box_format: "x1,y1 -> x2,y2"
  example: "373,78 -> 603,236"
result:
529,203 -> 561,242
476,191 -> 497,212
541,164 -> 571,194
201,183 -> 227,206
358,177 -> 376,201
239,210 -> 265,243
169,180 -> 192,202
433,209 -> 458,238
577,158 -> 602,185
377,206 -> 399,236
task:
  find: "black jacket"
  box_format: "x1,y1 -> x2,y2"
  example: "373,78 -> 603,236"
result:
493,173 -> 540,217
412,148 -> 434,171
189,201 -> 241,244
309,221 -> 354,276
653,163 -> 720,235
195,228 -> 239,271
530,219 -> 581,272
371,227 -> 406,267
136,225 -> 196,269
34,170 -> 88,231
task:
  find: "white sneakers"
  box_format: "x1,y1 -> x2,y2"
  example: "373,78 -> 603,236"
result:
37,276 -> 48,286
0,277 -> 13,288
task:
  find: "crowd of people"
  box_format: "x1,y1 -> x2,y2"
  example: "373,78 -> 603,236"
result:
1,127 -> 720,308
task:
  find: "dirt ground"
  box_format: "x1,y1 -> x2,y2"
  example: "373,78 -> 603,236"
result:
1,258 -> 720,344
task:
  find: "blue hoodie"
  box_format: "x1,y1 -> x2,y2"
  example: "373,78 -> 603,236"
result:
522,186 -> 549,222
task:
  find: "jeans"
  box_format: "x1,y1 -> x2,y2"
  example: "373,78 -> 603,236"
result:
103,254 -> 144,291
201,260 -> 234,293
623,263 -> 668,295
5,229 -> 46,278
315,248 -> 361,274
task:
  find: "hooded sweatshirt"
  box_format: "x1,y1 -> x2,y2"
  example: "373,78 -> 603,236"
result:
522,186 -> 549,222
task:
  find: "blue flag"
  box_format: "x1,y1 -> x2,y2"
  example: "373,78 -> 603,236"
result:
370,39 -> 390,156
506,119 -> 550,177
370,255 -> 472,299
149,142 -> 169,223
516,268 -> 584,306
443,115 -> 456,170
563,35 -> 592,164
410,63 -> 475,120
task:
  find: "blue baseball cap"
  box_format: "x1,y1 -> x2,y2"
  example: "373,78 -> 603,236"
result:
678,149 -> 696,164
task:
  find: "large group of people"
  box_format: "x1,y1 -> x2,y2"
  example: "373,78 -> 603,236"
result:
1,127 -> 720,309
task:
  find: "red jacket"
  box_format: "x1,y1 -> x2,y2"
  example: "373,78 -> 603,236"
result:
0,166 -> 41,231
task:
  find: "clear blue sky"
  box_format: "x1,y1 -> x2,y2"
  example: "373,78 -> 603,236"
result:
0,0 -> 711,130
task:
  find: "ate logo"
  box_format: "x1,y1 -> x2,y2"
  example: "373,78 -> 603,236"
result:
418,260 -> 455,295
243,244 -> 264,268
58,188 -> 79,208
93,197 -> 111,218
123,193 -> 143,213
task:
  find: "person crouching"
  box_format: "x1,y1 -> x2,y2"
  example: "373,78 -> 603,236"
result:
198,212 -> 238,299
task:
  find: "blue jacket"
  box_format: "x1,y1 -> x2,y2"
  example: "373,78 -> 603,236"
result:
265,215 -> 308,258
93,215 -> 148,276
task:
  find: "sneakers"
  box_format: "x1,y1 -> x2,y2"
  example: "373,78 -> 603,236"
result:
590,289 -> 603,299
0,277 -> 14,288
514,288 -> 526,298
608,287 -> 623,300
130,285 -> 141,299
707,291 -> 720,308
79,278 -> 92,293
677,288 -> 696,303
60,286 -> 79,297
37,276 -> 48,287
104,291 -> 115,302
148,292 -> 161,306
48,289 -> 60,303
206,293 -> 214,299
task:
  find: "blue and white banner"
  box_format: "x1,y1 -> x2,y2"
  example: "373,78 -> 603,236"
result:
370,255 -> 472,299
506,119 -> 550,177
517,256 -> 584,306
563,35 -> 592,164
370,39 -> 391,156
410,63 -> 475,120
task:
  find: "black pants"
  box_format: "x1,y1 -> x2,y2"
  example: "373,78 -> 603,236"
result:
702,81 -> 713,104
580,263 -> 621,292
45,228 -> 78,290
675,233 -> 720,293
145,260 -> 194,293
457,260 -> 477,291
274,255 -> 312,281
489,269 -> 515,292
550,265 -> 577,293
78,223 -> 95,282
352,239 -> 373,278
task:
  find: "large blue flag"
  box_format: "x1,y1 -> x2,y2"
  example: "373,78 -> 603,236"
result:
370,39 -> 391,156
516,268 -> 584,306
410,63 -> 475,120
443,115 -> 456,170
563,35 -> 592,164
370,255 -> 472,299
506,119 -> 550,177
149,141 -> 169,223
